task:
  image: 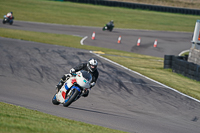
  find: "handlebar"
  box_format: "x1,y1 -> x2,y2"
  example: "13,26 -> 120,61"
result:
71,73 -> 77,76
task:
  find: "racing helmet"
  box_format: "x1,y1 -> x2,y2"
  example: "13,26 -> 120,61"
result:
10,12 -> 13,14
110,20 -> 114,23
87,58 -> 98,72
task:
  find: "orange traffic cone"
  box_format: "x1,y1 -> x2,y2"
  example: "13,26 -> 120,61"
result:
154,39 -> 157,47
137,38 -> 141,46
91,32 -> 95,40
118,36 -> 121,43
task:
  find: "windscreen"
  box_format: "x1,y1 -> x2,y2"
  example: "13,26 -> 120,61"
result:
80,70 -> 92,81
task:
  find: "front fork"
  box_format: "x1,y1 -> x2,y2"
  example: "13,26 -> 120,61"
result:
66,88 -> 82,101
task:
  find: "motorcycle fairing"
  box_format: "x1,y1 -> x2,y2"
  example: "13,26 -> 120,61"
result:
52,70 -> 92,106
65,83 -> 69,90
56,85 -> 67,103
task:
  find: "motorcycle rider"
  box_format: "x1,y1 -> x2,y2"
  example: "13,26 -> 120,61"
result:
6,12 -> 14,20
56,58 -> 99,97
106,20 -> 114,30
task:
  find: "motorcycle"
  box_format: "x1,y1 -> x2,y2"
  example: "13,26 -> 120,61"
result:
52,70 -> 92,107
2,15 -> 14,25
102,24 -> 114,32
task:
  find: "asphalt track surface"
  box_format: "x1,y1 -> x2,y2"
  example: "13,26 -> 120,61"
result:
0,21 -> 200,133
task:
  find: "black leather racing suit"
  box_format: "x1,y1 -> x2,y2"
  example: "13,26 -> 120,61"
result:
57,63 -> 99,91
106,22 -> 114,30
73,63 -> 99,88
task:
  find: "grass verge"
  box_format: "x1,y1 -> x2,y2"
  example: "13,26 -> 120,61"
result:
0,102 -> 126,133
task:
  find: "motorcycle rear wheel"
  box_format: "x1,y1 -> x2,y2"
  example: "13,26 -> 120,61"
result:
109,27 -> 113,32
63,89 -> 79,107
9,21 -> 13,25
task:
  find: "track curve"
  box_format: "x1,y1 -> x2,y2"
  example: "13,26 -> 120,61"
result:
0,21 -> 200,133
0,20 -> 193,57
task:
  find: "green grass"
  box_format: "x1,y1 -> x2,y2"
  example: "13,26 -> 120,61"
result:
0,0 -> 199,32
0,27 -> 115,52
181,51 -> 189,56
0,0 -> 200,132
0,102 -> 126,133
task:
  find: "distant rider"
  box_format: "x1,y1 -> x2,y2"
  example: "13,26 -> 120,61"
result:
6,12 -> 14,20
106,20 -> 114,29
56,58 -> 99,97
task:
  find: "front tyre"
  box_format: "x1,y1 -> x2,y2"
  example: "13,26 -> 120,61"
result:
63,89 -> 79,107
52,92 -> 60,105
2,19 -> 6,24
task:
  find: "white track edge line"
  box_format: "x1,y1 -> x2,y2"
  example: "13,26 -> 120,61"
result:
90,51 -> 200,103
80,36 -> 88,45
178,49 -> 190,56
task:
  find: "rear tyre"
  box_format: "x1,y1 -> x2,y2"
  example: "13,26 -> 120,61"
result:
63,89 -> 79,107
9,21 -> 13,25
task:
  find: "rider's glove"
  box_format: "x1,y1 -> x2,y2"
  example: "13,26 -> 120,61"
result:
70,68 -> 75,74
64,74 -> 70,80
61,75 -> 67,82
90,82 -> 95,88
61,74 -> 70,82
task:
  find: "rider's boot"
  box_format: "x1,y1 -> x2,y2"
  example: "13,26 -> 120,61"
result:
56,80 -> 65,91
81,89 -> 89,97
56,74 -> 71,91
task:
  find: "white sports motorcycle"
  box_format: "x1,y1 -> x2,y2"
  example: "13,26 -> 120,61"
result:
52,70 -> 92,107
2,15 -> 14,25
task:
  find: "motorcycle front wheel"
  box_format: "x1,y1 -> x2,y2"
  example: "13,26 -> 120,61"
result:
52,92 -> 60,105
2,19 -> 6,24
63,89 -> 80,107
52,88 -> 60,105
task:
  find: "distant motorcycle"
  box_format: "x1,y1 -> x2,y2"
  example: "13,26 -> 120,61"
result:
52,70 -> 92,107
2,15 -> 14,25
102,24 -> 114,31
